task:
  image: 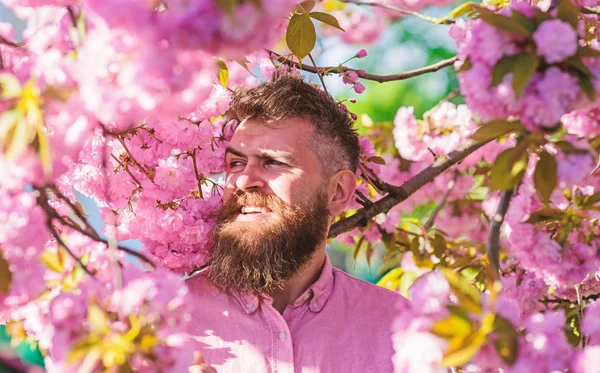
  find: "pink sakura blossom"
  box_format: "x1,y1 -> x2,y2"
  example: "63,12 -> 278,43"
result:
582,299 -> 600,345
533,20 -> 578,64
325,7 -> 385,44
572,346 -> 600,373
47,266 -> 196,372
340,70 -> 367,94
393,102 -> 477,164
391,272 -> 451,373
356,49 -> 368,58
499,264 -> 549,321
0,0 -> 76,8
562,105 -> 600,138
504,177 -> 600,289
451,3 -> 593,131
507,311 -> 574,373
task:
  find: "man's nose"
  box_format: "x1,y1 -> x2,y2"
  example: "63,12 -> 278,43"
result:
235,163 -> 266,192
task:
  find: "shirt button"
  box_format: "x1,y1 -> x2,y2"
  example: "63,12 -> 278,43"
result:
246,303 -> 254,310
279,331 -> 287,341
312,300 -> 319,308
304,292 -> 311,300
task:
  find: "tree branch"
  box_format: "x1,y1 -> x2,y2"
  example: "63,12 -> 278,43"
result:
43,186 -> 156,268
424,170 -> 459,230
329,139 -> 491,238
308,52 -> 329,95
341,0 -> 455,24
487,189 -> 514,275
268,50 -> 457,83
117,136 -> 155,183
36,190 -> 94,277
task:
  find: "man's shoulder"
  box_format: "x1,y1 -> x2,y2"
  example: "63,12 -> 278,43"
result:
332,267 -> 405,307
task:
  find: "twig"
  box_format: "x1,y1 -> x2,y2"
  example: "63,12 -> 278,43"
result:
268,50 -> 457,83
111,153 -> 143,188
576,284 -> 586,347
308,52 -> 329,95
329,139 -> 491,238
424,170 -> 459,230
341,0 -> 454,24
36,190 -> 94,276
354,189 -> 373,207
487,189 -> 514,275
66,6 -> 78,29
44,186 -> 156,268
0,34 -> 24,49
192,149 -> 204,199
117,136 -> 155,183
46,220 -> 94,277
358,162 -> 399,195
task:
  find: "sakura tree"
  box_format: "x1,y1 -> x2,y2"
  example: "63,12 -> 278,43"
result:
2,0 -> 600,371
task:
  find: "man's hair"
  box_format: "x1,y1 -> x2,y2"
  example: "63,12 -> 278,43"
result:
225,72 -> 360,173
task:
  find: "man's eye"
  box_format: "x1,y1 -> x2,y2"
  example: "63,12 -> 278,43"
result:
228,160 -> 245,168
267,160 -> 288,167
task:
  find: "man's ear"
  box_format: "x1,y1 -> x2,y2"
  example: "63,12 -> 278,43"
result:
327,170 -> 357,218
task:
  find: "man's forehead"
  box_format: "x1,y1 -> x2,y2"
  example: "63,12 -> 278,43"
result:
229,118 -> 314,151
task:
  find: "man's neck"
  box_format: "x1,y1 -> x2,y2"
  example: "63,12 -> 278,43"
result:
269,248 -> 327,314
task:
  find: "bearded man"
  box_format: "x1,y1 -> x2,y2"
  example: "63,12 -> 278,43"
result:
187,73 -> 403,373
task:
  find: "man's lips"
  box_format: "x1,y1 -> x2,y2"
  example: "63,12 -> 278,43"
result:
240,205 -> 272,214
234,205 -> 274,221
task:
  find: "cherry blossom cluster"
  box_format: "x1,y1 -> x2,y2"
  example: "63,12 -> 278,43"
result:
451,1 -> 596,131
45,266 -> 195,372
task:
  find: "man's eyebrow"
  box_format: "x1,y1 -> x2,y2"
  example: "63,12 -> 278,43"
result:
225,146 -> 246,158
225,146 -> 296,163
256,150 -> 296,163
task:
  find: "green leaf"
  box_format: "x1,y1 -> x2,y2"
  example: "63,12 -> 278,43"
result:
440,267 -> 482,314
473,4 -> 533,36
216,60 -> 229,88
491,54 -> 520,87
525,207 -> 565,224
493,315 -> 519,365
430,233 -> 447,259
557,0 -> 580,28
235,57 -> 253,73
511,10 -> 535,34
582,191 -> 600,207
309,12 -> 345,31
430,307 -> 472,339
366,155 -> 386,165
0,73 -> 22,99
442,329 -> 487,367
575,71 -> 596,101
458,57 -> 472,73
0,109 -> 20,145
295,0 -> 316,13
511,53 -> 539,98
377,267 -> 404,290
437,1 -> 477,23
491,53 -> 539,97
533,150 -> 557,203
490,146 -> 528,190
0,249 -> 11,294
470,120 -> 524,142
553,140 -> 589,155
578,46 -> 600,58
286,13 -> 317,60
36,126 -> 52,175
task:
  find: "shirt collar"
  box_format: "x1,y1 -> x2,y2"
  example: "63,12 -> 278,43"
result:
233,254 -> 335,314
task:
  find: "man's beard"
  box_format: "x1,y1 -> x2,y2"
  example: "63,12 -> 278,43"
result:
206,190 -> 330,295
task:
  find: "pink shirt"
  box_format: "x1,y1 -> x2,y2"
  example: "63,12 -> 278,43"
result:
186,255 -> 402,372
